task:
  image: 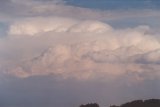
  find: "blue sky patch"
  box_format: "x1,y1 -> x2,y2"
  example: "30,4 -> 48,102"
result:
65,0 -> 160,10
0,23 -> 8,37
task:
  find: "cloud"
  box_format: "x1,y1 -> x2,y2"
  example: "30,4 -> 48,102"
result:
1,0 -> 160,23
0,0 -> 114,22
8,17 -> 112,36
1,17 -> 159,83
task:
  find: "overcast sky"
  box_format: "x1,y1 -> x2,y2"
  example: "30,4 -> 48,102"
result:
0,0 -> 160,107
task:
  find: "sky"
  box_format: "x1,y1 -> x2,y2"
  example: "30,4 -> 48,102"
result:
0,0 -> 160,107
66,0 -> 160,10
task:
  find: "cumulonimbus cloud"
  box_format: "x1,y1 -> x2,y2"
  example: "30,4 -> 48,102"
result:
2,17 -> 159,82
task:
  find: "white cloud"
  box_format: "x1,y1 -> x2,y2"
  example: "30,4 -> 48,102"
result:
8,17 -> 112,36
2,17 -> 160,82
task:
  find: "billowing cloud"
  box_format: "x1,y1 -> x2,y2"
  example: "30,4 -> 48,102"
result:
1,17 -> 159,83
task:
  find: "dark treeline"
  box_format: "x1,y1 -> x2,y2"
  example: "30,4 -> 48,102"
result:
80,103 -> 99,107
80,99 -> 160,107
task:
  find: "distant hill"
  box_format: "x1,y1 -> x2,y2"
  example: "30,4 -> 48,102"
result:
79,99 -> 160,107
110,99 -> 160,107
